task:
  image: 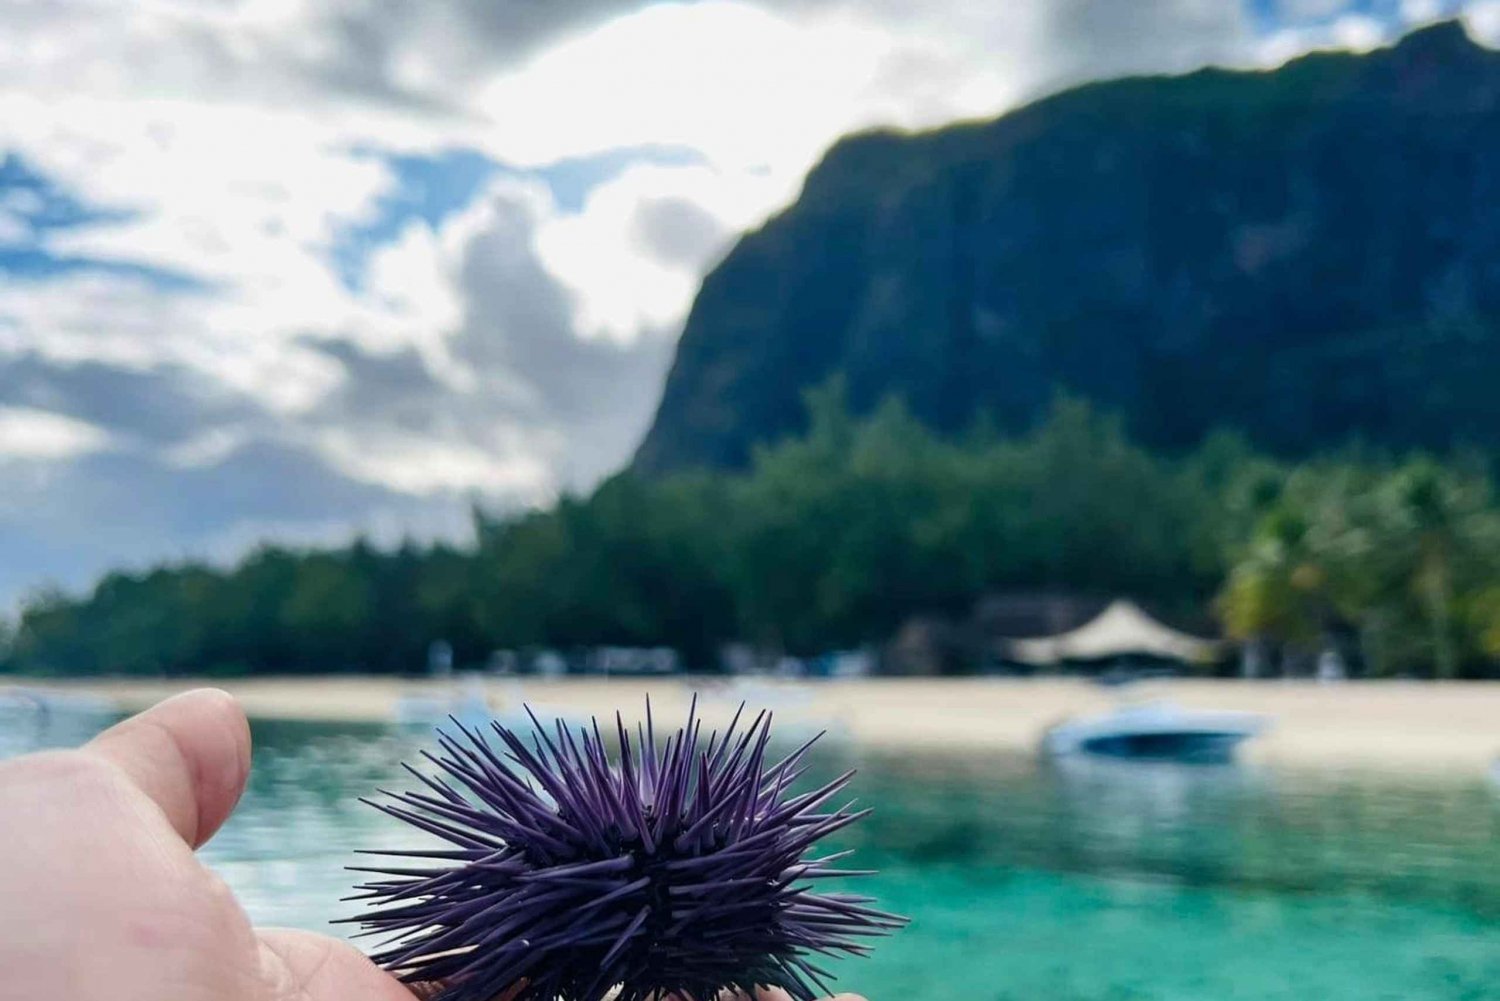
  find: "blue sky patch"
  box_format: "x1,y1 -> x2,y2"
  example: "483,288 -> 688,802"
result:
0,153 -> 206,290
537,144 -> 707,212
332,147 -> 500,290
0,153 -> 129,232
1247,0 -> 1457,34
332,143 -> 708,291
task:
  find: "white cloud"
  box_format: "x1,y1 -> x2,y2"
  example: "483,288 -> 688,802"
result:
1402,0 -> 1450,22
477,3 -> 895,175
0,0 -> 1430,603
357,212 -> 474,388
535,162 -> 775,341
312,425 -> 554,496
1331,14 -> 1391,49
0,405 -> 111,459
161,427 -> 253,469
1465,1 -> 1500,41
0,272 -> 348,415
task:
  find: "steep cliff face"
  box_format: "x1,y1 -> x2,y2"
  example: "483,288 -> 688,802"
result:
635,22 -> 1500,473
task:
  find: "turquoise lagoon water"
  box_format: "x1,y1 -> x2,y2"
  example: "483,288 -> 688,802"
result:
3,710 -> 1498,1000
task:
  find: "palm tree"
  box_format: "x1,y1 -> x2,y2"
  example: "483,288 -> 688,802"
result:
1218,506 -> 1324,676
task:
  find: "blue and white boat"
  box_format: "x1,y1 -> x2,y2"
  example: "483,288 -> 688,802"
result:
1041,700 -> 1269,764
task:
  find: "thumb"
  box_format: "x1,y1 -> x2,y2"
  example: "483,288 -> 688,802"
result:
85,688 -> 252,848
258,929 -> 422,1001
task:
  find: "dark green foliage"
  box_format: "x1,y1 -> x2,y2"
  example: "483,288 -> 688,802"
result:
5,389 -> 1500,678
635,22 -> 1500,474
725,384 -> 1224,652
1218,451 -> 1500,678
471,474 -> 739,668
1,395 -> 1227,675
2,543 -> 478,676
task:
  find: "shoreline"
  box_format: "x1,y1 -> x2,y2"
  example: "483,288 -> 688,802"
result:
16,675 -> 1500,775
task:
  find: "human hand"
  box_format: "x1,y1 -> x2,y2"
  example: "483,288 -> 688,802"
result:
0,688 -> 414,1001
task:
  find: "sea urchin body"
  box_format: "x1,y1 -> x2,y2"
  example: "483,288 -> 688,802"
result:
345,699 -> 906,1001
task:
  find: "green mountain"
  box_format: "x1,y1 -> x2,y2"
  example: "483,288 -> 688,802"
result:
635,21 -> 1500,473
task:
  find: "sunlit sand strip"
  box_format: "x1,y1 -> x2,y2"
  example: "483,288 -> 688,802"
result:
26,675 -> 1500,775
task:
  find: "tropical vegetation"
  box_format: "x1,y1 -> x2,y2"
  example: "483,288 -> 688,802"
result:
6,386 -> 1500,678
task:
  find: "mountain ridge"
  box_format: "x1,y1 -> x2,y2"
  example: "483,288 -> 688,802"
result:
635,20 -> 1500,473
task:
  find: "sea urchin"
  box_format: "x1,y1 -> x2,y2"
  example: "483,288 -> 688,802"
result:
344,699 -> 906,1001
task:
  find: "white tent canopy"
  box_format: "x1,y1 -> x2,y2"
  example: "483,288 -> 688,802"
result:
1002,599 -> 1219,666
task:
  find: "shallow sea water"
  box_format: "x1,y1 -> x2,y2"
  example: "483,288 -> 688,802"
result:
3,708 -> 1498,1000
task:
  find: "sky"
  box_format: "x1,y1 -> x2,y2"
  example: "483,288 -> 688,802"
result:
0,0 -> 1495,607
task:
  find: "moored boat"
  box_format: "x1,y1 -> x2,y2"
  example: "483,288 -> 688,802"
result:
1042,700 -> 1269,764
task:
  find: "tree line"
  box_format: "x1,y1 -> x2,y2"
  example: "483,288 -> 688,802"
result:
6,385 -> 1500,678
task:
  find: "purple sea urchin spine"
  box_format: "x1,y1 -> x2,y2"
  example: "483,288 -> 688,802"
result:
344,698 -> 906,1001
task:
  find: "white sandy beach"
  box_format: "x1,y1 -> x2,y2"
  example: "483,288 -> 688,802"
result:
20,675 -> 1500,775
